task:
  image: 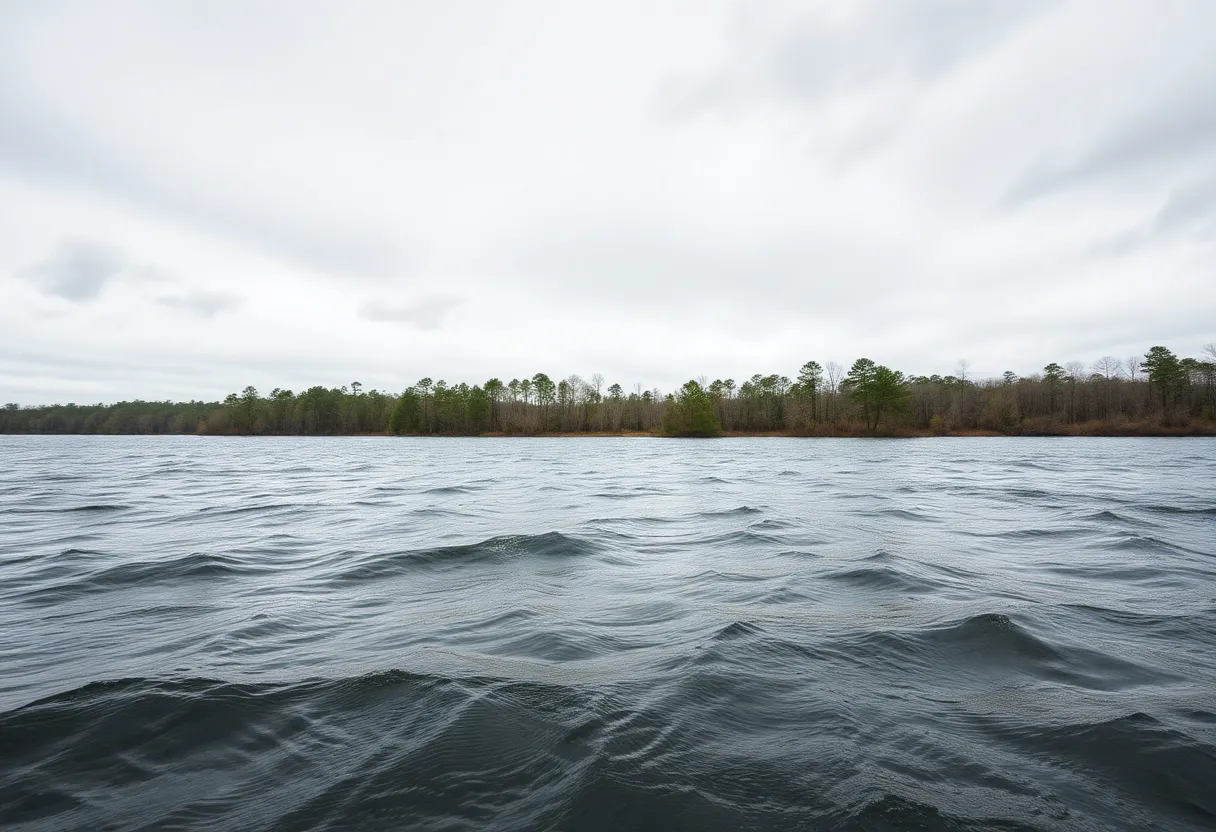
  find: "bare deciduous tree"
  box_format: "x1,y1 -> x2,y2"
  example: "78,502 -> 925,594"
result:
1125,356 -> 1140,381
825,362 -> 844,394
1093,356 -> 1123,379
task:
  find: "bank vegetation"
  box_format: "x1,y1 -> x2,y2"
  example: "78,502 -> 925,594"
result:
4,345 -> 1215,438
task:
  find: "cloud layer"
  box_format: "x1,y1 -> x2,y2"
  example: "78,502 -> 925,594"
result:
18,239 -> 126,301
1,1 -> 1212,403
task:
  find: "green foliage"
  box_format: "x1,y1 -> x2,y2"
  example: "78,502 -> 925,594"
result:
388,389 -> 421,434
1142,346 -> 1185,409
661,380 -> 721,437
843,358 -> 910,431
467,385 -> 491,432
797,360 -> 823,423
5,343 -> 1216,437
1042,363 -> 1065,414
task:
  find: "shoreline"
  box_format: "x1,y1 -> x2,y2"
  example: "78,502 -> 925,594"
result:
6,427 -> 1214,438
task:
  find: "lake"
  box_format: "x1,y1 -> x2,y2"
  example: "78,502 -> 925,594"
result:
1,436 -> 1214,830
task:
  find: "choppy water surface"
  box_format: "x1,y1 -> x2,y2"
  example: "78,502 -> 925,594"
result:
2,436 -> 1215,831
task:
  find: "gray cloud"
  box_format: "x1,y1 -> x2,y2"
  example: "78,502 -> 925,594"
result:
1006,78 -> 1216,206
1155,176 -> 1216,234
667,1 -> 1057,114
156,289 -> 245,318
358,297 -> 463,330
1082,174 -> 1216,259
17,238 -> 126,301
0,81 -> 409,280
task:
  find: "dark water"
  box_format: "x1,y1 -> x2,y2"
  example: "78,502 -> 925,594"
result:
2,437 -> 1215,831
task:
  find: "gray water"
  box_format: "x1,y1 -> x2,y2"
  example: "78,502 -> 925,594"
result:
1,436 -> 1214,831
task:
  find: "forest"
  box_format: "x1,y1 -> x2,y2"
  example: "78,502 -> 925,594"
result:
3,345 -> 1214,438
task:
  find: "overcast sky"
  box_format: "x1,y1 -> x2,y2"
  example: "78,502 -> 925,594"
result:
2,1 -> 1214,403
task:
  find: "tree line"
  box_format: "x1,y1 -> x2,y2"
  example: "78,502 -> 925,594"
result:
3,345 -> 1214,437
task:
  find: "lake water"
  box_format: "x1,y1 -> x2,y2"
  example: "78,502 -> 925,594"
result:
1,436 -> 1214,831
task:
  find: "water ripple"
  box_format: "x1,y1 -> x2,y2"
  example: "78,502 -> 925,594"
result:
1,435 -> 1215,831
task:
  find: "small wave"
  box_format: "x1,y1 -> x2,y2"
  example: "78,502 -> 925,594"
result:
749,518 -> 797,530
197,502 -> 298,517
1141,504 -> 1216,517
16,553 -> 266,605
1042,561 -> 1188,584
688,568 -> 768,584
860,507 -> 937,523
776,549 -> 821,560
59,547 -> 103,557
1107,534 -> 1203,557
713,620 -> 764,640
979,711 -> 1216,813
758,585 -> 817,604
3,670 -> 507,720
1010,460 -> 1053,470
852,612 -> 1181,692
845,794 -> 998,832
592,486 -> 673,499
699,506 -> 763,517
1086,509 -> 1133,523
686,528 -> 786,548
1060,603 -> 1216,644
1004,487 -> 1052,499
482,628 -> 643,662
820,565 -> 940,594
406,506 -> 480,520
12,503 -> 132,514
844,613 -> 1065,670
331,531 -> 599,582
421,485 -> 478,495
931,613 -> 1062,659
968,526 -> 1090,541
584,515 -> 681,528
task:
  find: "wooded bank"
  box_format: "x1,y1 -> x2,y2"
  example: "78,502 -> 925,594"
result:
3,346 -> 1214,438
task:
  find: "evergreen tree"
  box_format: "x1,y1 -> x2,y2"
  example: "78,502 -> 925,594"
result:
661,380 -> 721,437
388,389 -> 422,434
797,360 -> 824,423
1043,363 -> 1065,415
843,358 -> 910,431
1142,346 -> 1184,410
